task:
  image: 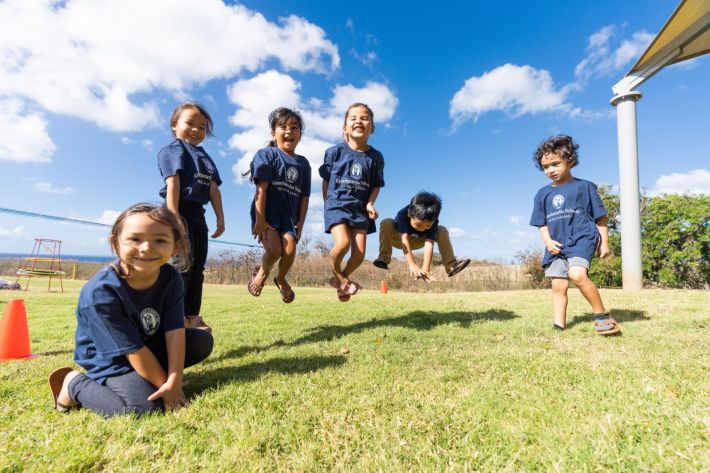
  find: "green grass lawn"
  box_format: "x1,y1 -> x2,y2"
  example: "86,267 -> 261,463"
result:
1,280 -> 708,471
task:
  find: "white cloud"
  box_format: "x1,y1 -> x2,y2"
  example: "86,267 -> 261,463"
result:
0,0 -> 340,136
0,98 -> 55,163
449,64 -> 579,127
648,169 -> 710,196
120,137 -> 134,145
0,225 -> 25,237
97,210 -> 122,225
141,139 -> 154,151
575,25 -> 654,82
509,215 -> 521,225
227,70 -> 398,183
448,227 -> 468,238
33,182 -> 76,195
448,26 -> 651,128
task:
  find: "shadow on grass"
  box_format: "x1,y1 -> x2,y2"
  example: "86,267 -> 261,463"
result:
210,309 -> 518,363
38,349 -> 74,356
567,309 -> 649,329
187,355 -> 346,395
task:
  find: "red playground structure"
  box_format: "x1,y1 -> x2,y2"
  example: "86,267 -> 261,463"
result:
15,238 -> 66,293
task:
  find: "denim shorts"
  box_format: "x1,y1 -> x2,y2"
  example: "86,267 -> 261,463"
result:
545,257 -> 590,278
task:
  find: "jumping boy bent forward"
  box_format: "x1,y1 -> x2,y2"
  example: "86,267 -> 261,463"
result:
374,192 -> 470,281
529,135 -> 620,335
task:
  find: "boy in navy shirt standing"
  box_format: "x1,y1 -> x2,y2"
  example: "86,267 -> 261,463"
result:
373,192 -> 470,281
529,135 -> 620,335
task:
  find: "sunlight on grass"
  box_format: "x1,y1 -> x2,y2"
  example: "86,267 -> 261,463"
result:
1,280 -> 708,471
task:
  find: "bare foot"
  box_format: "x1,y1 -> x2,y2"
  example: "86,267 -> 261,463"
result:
58,370 -> 81,409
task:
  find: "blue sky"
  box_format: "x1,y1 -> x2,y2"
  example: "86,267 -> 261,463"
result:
1,0 -> 708,261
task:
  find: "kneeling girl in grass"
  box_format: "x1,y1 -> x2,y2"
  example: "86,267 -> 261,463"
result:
247,108 -> 311,303
48,203 -> 213,417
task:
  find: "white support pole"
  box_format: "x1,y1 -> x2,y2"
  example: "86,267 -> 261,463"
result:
610,91 -> 643,291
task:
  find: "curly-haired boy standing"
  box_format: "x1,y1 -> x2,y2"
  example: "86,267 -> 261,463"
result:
529,135 -> 620,335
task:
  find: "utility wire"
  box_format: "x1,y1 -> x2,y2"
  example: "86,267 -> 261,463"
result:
0,207 -> 260,249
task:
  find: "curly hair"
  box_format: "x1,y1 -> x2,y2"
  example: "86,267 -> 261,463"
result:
533,135 -> 579,170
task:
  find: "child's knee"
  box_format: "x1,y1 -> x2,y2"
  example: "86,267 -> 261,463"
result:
568,267 -> 590,285
380,218 -> 395,232
436,226 -> 449,239
262,239 -> 282,259
551,278 -> 569,293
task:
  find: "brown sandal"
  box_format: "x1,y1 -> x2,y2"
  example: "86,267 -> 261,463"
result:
447,259 -> 471,277
594,317 -> 621,335
274,277 -> 295,303
329,276 -> 362,295
248,266 -> 266,297
328,277 -> 351,302
185,315 -> 212,333
48,367 -> 74,412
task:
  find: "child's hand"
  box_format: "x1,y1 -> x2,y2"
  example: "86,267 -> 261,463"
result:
366,202 -> 378,220
408,262 -> 426,280
211,218 -> 225,239
294,222 -> 303,241
598,242 -> 611,258
418,271 -> 434,283
545,240 -> 563,255
147,380 -> 187,411
252,220 -> 275,243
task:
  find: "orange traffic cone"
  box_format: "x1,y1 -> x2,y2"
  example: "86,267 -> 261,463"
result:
380,279 -> 388,294
0,299 -> 33,361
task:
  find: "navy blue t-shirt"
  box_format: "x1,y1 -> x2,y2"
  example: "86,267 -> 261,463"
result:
73,264 -> 185,383
249,147 -> 311,235
529,178 -> 607,266
394,205 -> 439,240
318,142 -> 385,234
157,138 -> 222,205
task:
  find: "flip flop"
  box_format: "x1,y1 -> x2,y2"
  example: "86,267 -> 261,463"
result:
447,259 -> 471,277
273,277 -> 295,304
185,315 -> 212,333
331,277 -> 362,295
336,288 -> 350,302
48,367 -> 74,412
248,266 -> 266,297
594,317 -> 621,335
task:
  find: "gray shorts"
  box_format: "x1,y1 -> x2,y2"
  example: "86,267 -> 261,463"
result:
545,257 -> 590,278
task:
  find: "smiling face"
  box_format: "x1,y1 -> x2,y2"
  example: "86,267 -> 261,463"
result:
343,105 -> 374,143
540,152 -> 573,185
410,217 -> 435,232
272,116 -> 302,155
171,107 -> 207,146
111,213 -> 177,285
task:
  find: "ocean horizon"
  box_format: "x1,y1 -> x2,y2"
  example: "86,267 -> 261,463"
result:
0,253 -> 114,263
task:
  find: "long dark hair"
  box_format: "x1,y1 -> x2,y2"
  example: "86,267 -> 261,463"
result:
266,107 -> 305,147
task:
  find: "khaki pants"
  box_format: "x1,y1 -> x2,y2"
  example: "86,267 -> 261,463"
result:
377,218 -> 457,272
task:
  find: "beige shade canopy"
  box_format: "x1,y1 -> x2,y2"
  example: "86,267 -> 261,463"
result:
628,0 -> 710,75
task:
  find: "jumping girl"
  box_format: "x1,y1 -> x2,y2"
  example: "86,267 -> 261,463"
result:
247,108 -> 311,303
319,103 -> 385,301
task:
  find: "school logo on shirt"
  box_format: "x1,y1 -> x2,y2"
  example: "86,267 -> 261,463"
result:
552,194 -> 565,210
139,308 -> 160,336
286,166 -> 299,183
350,163 -> 362,179
201,158 -> 214,175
